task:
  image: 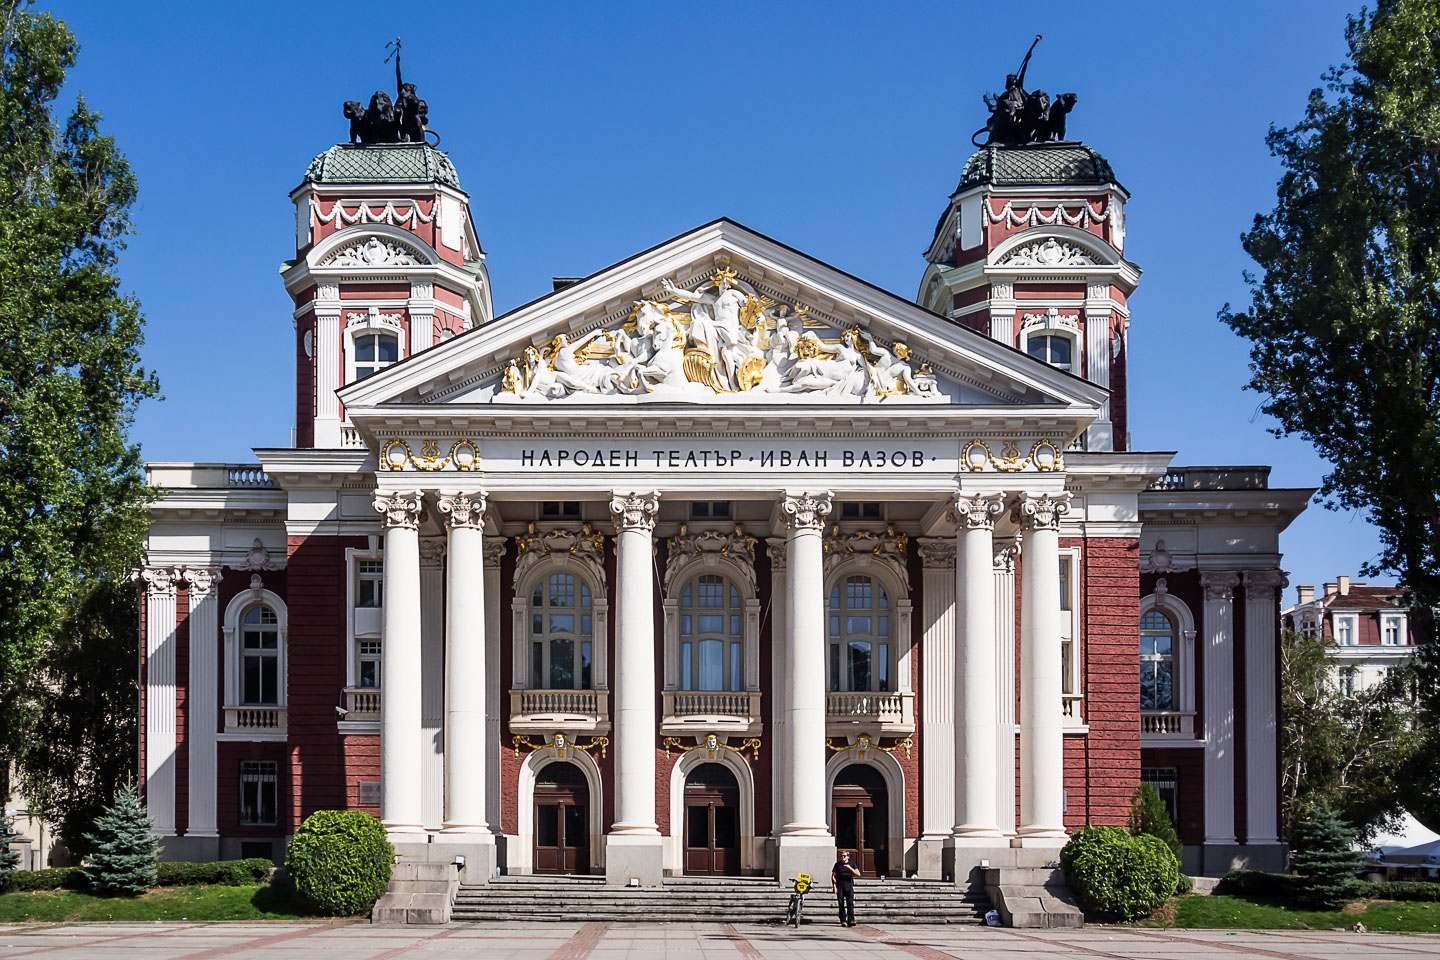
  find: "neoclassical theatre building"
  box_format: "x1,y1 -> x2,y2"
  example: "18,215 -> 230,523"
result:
139,103 -> 1310,885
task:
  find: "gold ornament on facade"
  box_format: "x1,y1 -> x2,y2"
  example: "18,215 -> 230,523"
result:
661,734 -> 761,762
825,734 -> 912,761
511,733 -> 609,759
380,438 -> 480,471
959,438 -> 1064,473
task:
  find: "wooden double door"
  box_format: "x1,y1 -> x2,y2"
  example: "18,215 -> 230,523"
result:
683,763 -> 740,876
534,762 -> 589,874
833,764 -> 888,877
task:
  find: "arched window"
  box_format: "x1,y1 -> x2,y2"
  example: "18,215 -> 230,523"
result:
679,574 -> 742,692
353,331 -> 398,380
828,575 -> 890,692
530,572 -> 593,690
1139,609 -> 1176,710
241,605 -> 280,705
1026,334 -> 1073,372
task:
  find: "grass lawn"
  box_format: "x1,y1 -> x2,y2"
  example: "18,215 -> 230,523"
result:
0,884 -> 314,923
1164,894 -> 1440,932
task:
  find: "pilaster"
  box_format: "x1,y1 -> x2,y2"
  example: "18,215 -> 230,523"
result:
313,282 -> 342,447
1243,570 -> 1285,847
917,537 -> 956,874
182,567 -> 223,840
418,537 -> 445,832
139,566 -> 180,835
1200,571 -> 1241,853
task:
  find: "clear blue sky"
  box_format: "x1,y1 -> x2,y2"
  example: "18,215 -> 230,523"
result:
52,0 -> 1386,598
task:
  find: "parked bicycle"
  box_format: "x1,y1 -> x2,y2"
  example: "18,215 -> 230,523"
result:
785,873 -> 811,927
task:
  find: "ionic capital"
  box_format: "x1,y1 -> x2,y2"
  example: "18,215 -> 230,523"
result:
374,491 -> 424,529
917,538 -> 956,569
418,539 -> 446,567
781,492 -> 832,532
1014,492 -> 1072,532
438,491 -> 488,530
182,567 -> 223,597
609,491 -> 660,532
1200,571 -> 1242,601
993,538 -> 1022,573
1243,569 -> 1288,601
483,538 -> 507,568
135,566 -> 180,597
954,493 -> 1006,531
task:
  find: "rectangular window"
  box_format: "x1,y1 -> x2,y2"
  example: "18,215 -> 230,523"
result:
541,501 -> 581,519
1335,618 -> 1355,645
1059,554 -> 1077,699
1140,767 -> 1179,826
839,502 -> 883,520
1339,667 -> 1358,697
357,560 -> 383,608
358,640 -> 381,688
241,634 -> 278,705
1058,556 -> 1072,611
1383,618 -> 1403,645
690,501 -> 732,520
239,761 -> 278,827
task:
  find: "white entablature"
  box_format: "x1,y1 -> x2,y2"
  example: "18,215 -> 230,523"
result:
338,219 -> 1111,416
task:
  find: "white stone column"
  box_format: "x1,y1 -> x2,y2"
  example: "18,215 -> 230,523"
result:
993,540 -> 1020,838
1016,493 -> 1071,843
483,538 -> 506,848
777,492 -> 834,884
419,540 -> 445,832
139,567 -> 180,835
183,567 -> 222,848
607,491 -> 663,885
374,491 -> 426,838
953,495 -> 1005,841
1201,570 -> 1241,861
313,283 -> 342,447
765,538 -> 790,853
917,538 -> 956,877
1243,571 -> 1284,852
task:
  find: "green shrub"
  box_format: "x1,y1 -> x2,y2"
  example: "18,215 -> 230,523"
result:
0,811 -> 20,872
1060,825 -> 1180,921
0,866 -> 87,893
1361,880 -> 1440,902
155,859 -> 272,887
1129,783 -> 1182,861
1215,869 -> 1303,898
82,785 -> 160,896
1292,807 -> 1364,909
285,810 -> 393,916
1177,873 -> 1194,895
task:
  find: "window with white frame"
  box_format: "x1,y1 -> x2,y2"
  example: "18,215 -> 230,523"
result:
827,575 -> 891,692
352,331 -> 398,381
1339,666 -> 1358,697
1026,333 -> 1074,372
1059,554 -> 1080,704
358,640 -> 381,689
1334,615 -> 1357,646
1140,610 -> 1177,711
530,571 -> 593,689
241,606 -> 280,705
678,574 -> 743,691
239,761 -> 277,827
357,560 -> 383,608
1382,615 -> 1405,645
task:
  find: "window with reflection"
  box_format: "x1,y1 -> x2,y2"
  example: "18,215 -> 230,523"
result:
1026,334 -> 1073,372
241,605 -> 280,705
679,574 -> 743,691
530,572 -> 593,689
1139,609 -> 1176,711
353,332 -> 398,380
827,575 -> 890,692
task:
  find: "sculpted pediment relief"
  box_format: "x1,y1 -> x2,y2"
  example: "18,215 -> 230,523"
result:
497,268 -> 942,404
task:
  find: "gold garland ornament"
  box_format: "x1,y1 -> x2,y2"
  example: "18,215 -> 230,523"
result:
661,733 -> 761,762
512,732 -> 610,759
825,734 -> 912,761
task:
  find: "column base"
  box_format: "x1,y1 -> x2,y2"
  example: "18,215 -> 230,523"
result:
943,842 -> 1025,889
776,834 -> 835,889
916,836 -> 947,880
605,834 -> 663,887
1011,833 -> 1067,849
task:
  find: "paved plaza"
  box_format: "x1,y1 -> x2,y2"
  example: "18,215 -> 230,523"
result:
0,921 -> 1438,960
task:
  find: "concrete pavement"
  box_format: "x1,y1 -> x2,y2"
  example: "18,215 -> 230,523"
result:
0,920 -> 1438,960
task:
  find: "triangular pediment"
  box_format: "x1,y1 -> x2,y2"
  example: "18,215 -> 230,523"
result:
338,219 -> 1107,416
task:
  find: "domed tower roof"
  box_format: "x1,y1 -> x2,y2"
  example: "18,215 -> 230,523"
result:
303,142 -> 461,190
952,142 -> 1119,196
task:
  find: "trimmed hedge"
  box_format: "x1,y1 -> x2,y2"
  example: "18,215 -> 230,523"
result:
286,810 -> 393,916
155,859 -> 273,887
1361,881 -> 1440,902
1060,825 -> 1180,921
0,867 -> 87,893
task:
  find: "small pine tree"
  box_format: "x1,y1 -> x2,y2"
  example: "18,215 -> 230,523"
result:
0,811 -> 21,871
82,785 -> 159,896
1292,807 -> 1365,909
1129,783 -> 1183,862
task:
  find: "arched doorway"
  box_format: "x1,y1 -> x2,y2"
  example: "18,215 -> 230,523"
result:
833,764 -> 888,877
683,763 -> 740,876
534,762 -> 589,874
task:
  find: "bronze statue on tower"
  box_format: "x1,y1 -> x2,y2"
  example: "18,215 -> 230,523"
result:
342,38 -> 436,146
972,36 -> 1078,147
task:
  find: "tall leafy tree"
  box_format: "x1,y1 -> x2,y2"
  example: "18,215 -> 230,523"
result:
1220,0 -> 1440,829
0,2 -> 157,802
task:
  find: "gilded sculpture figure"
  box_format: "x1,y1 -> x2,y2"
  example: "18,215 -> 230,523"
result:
499,270 -> 941,403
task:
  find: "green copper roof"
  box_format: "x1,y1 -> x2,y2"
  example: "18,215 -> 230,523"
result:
954,142 -> 1117,194
304,142 -> 460,189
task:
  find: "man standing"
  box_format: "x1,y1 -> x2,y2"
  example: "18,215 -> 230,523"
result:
832,850 -> 859,927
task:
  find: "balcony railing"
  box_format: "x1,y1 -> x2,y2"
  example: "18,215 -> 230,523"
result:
1141,711 -> 1196,737
825,690 -> 914,734
224,705 -> 286,734
344,687 -> 381,722
661,690 -> 762,734
509,688 -> 610,735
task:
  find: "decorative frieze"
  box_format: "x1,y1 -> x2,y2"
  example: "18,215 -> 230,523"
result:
513,522 -> 606,585
232,538 -> 281,572
664,524 -> 758,595
823,523 -> 908,582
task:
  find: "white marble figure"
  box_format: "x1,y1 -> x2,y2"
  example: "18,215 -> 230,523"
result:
659,274 -> 748,390
864,332 -> 937,397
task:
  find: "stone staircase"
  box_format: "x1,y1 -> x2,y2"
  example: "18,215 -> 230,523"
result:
981,866 -> 1083,928
373,861 -> 461,924
452,875 -> 990,924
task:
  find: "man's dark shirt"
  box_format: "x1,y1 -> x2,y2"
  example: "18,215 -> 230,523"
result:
832,860 -> 858,889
